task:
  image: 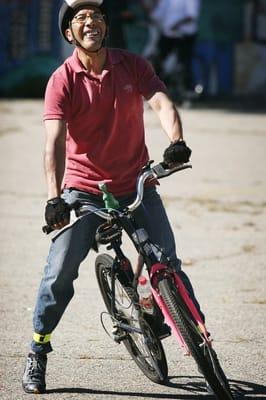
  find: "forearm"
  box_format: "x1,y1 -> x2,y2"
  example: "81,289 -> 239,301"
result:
44,120 -> 66,200
44,146 -> 65,199
158,102 -> 183,142
148,92 -> 183,142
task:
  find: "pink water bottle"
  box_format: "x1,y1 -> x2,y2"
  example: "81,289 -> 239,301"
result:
138,276 -> 154,314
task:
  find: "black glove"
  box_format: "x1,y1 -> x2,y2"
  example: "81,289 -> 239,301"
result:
163,140 -> 192,166
45,197 -> 70,227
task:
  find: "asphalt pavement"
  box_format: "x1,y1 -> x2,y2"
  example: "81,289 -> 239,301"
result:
0,100 -> 265,399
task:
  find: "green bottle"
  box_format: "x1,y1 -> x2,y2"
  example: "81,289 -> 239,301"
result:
99,183 -> 120,210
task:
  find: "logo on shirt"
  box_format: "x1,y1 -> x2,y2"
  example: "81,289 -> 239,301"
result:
123,84 -> 133,93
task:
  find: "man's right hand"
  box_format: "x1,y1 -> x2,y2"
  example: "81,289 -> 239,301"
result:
45,197 -> 70,229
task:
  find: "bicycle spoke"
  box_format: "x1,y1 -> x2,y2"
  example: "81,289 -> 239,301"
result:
95,254 -> 168,384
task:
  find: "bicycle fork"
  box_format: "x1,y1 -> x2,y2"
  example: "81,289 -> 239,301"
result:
149,263 -> 210,355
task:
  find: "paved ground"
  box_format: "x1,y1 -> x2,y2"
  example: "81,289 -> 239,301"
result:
0,100 -> 265,399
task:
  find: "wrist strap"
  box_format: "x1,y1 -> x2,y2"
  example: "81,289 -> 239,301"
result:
170,139 -> 186,145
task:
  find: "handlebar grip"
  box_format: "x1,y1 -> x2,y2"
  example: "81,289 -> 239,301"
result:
41,201 -> 81,235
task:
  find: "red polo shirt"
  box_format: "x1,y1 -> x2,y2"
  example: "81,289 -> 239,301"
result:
44,48 -> 166,196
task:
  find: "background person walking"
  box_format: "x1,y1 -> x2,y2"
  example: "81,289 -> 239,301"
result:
151,0 -> 201,101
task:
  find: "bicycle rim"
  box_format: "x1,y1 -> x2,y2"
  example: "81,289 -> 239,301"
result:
95,254 -> 168,384
158,277 -> 234,399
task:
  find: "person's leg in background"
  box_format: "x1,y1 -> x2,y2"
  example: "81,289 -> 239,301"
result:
156,35 -> 177,79
192,40 -> 217,97
217,42 -> 234,97
178,33 -> 197,93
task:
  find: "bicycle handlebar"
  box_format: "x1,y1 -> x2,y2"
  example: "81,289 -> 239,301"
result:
42,162 -> 191,234
126,162 -> 191,212
152,162 -> 192,179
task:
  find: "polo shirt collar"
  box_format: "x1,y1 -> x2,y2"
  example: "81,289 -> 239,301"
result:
68,48 -> 124,73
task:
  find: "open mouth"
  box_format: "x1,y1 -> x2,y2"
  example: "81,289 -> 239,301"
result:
83,29 -> 101,40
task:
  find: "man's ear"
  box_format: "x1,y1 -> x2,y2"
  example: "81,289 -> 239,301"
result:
65,28 -> 74,43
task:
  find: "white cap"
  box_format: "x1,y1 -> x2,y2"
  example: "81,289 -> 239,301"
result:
65,0 -> 103,9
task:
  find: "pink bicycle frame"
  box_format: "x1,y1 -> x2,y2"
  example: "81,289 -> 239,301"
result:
149,263 -> 210,355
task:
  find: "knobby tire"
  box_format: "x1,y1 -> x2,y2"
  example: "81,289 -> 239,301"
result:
158,277 -> 234,399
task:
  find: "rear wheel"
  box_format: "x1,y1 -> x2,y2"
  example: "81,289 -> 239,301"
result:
158,276 -> 234,399
95,254 -> 168,384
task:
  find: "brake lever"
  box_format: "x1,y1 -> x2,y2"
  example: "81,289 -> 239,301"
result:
152,162 -> 192,179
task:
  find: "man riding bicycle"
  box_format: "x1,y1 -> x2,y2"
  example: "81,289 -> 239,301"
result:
22,0 -> 202,393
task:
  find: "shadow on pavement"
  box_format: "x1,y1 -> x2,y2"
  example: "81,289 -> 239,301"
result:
229,379 -> 266,399
46,376 -> 266,399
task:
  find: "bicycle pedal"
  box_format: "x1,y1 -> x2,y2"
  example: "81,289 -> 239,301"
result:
113,333 -> 127,343
112,327 -> 127,343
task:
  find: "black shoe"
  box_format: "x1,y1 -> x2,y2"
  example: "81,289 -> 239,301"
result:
157,323 -> 171,340
143,313 -> 171,340
22,353 -> 47,394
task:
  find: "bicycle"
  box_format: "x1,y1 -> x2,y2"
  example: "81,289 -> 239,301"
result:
43,161 -> 234,398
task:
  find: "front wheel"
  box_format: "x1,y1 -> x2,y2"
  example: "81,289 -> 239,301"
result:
158,277 -> 234,399
95,254 -> 168,384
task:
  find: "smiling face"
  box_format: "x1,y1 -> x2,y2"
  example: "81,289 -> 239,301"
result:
65,6 -> 107,52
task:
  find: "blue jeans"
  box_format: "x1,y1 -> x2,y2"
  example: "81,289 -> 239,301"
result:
32,187 -> 201,353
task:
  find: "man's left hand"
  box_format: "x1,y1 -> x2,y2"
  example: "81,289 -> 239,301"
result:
163,140 -> 192,167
